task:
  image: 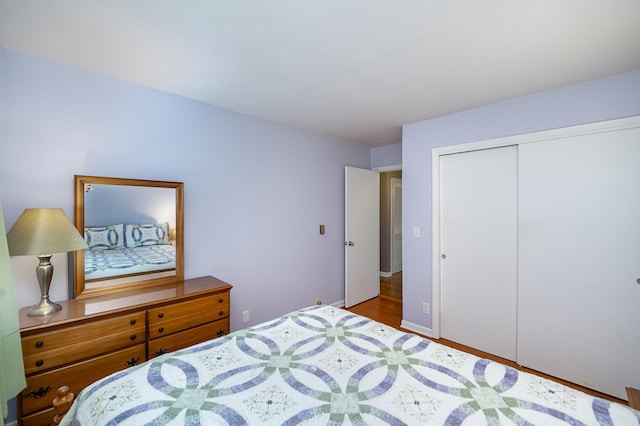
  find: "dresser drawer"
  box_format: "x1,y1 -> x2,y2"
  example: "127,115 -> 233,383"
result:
21,407 -> 55,426
20,344 -> 146,417
22,311 -> 146,356
23,324 -> 145,375
148,318 -> 230,358
148,306 -> 229,339
148,292 -> 229,326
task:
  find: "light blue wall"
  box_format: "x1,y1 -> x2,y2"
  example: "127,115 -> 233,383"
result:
371,143 -> 401,169
402,69 -> 640,329
0,48 -> 373,424
0,47 -> 370,327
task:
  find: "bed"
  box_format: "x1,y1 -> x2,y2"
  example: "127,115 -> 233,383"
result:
58,305 -> 639,425
84,223 -> 176,281
84,244 -> 176,280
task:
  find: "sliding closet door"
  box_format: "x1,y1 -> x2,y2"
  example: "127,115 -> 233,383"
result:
440,146 -> 518,361
518,130 -> 640,399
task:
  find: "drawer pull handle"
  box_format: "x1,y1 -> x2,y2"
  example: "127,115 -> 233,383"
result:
158,313 -> 164,318
218,311 -> 224,316
155,348 -> 168,356
158,327 -> 164,333
130,335 -> 137,340
130,319 -> 136,325
35,360 -> 44,367
216,329 -> 227,337
218,298 -> 223,303
35,341 -> 43,348
29,386 -> 52,399
126,357 -> 141,367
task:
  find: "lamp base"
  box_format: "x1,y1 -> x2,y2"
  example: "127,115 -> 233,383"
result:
27,297 -> 62,317
27,254 -> 62,316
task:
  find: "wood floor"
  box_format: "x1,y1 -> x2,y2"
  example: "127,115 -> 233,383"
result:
346,294 -> 629,407
379,271 -> 402,302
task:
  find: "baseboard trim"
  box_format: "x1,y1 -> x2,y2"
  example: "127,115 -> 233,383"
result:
401,320 -> 433,338
330,299 -> 345,308
5,420 -> 17,426
379,271 -> 392,278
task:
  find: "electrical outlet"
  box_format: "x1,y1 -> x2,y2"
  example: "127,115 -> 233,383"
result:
422,303 -> 430,315
242,310 -> 250,323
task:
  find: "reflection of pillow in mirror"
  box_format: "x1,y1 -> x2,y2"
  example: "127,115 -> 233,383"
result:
85,224 -> 124,250
124,222 -> 170,247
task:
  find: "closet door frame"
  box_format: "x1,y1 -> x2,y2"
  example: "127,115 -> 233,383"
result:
431,115 -> 640,339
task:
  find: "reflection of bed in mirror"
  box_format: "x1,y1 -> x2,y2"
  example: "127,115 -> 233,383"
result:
73,176 -> 184,298
84,222 -> 176,282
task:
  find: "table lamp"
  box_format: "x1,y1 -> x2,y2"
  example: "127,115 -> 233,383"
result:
7,208 -> 88,316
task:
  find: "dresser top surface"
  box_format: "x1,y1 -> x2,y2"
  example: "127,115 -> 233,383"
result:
19,275 -> 232,332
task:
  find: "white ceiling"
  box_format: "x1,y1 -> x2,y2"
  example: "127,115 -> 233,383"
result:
2,1 -> 639,146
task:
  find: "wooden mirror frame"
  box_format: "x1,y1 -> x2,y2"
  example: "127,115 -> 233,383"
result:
73,175 -> 184,298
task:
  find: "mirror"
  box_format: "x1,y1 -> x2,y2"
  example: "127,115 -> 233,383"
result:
73,175 -> 184,298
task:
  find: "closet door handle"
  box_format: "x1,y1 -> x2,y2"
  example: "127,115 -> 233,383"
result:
344,241 -> 355,246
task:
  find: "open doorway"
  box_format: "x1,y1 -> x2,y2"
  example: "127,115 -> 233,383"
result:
379,170 -> 402,302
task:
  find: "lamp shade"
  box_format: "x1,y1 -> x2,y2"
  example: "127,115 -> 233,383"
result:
7,208 -> 88,256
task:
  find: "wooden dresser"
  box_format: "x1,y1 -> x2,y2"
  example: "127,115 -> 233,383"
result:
17,276 -> 232,426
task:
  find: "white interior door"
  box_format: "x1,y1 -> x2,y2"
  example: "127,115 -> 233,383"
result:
440,146 -> 518,361
345,166 -> 380,308
518,129 -> 640,399
391,177 -> 402,274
